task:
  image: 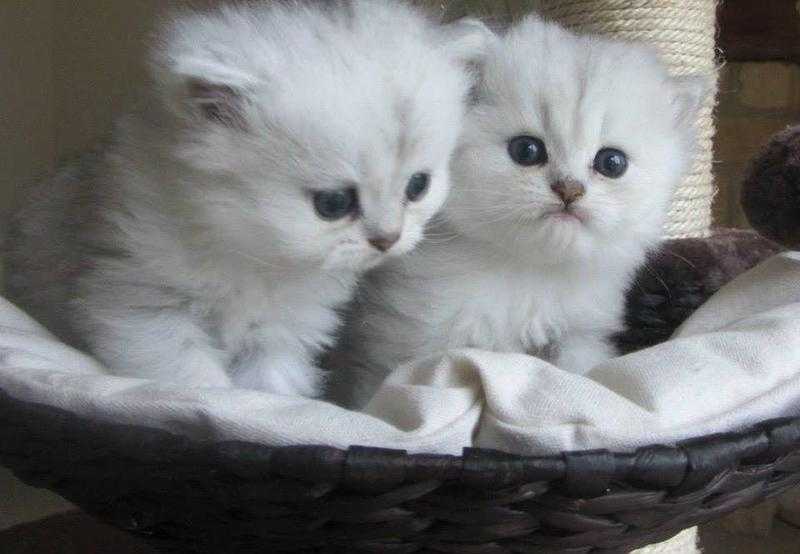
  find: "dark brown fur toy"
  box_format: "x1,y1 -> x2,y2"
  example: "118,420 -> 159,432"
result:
741,126 -> 800,250
615,229 -> 782,353
617,125 -> 800,353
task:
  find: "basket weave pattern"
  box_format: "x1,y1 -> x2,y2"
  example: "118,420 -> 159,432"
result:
1,389 -> 799,554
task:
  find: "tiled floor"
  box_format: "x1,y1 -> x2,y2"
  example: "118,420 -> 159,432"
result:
3,468 -> 799,552
701,519 -> 800,553
0,468 -> 73,530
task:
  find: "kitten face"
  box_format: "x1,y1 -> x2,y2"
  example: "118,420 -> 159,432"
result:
154,1 -> 489,271
447,18 -> 707,263
186,79 -> 458,273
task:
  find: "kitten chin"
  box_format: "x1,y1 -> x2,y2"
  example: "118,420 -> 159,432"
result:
4,1 -> 491,396
329,16 -> 707,409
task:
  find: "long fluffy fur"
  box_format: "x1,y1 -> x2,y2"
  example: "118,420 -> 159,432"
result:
329,16 -> 708,408
4,1 -> 488,394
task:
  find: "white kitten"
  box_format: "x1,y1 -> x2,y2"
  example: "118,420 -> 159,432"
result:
4,1 -> 489,395
330,16 -> 708,408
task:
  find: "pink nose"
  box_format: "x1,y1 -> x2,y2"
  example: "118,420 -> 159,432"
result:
368,233 -> 400,252
551,179 -> 586,205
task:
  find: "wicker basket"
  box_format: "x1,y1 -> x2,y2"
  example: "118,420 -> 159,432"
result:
2,386 -> 800,553
0,226 -> 795,553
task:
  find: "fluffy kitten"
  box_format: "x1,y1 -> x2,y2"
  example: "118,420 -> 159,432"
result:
3,1 -> 489,395
330,16 -> 708,408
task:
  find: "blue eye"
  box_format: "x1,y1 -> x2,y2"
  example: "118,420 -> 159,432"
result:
594,148 -> 628,178
312,188 -> 358,221
406,172 -> 430,202
508,136 -> 548,166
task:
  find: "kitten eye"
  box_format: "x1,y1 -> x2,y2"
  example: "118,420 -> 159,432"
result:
594,148 -> 628,178
508,136 -> 548,167
312,188 -> 358,221
406,172 -> 430,202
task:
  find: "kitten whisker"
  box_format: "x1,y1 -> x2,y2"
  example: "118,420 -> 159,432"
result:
232,250 -> 291,273
665,250 -> 699,271
635,261 -> 673,303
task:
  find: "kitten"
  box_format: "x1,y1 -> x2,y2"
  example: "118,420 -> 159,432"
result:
329,16 -> 708,408
3,1 -> 489,395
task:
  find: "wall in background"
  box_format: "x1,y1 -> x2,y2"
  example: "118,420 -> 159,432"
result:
0,0 -> 55,257
714,61 -> 800,228
0,0 -> 212,284
0,6 -> 65,527
0,0 -> 216,203
52,0 -> 162,160
51,0 -> 218,159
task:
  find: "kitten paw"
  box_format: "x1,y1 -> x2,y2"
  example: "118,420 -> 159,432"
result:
555,335 -> 616,376
170,352 -> 233,388
233,357 -> 323,397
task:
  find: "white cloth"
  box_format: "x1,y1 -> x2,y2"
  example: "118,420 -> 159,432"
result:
1,252 -> 800,456
635,527 -> 699,554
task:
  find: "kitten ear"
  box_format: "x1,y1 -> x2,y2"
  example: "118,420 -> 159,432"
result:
670,75 -> 713,126
185,78 -> 248,130
438,18 -> 496,67
153,12 -> 260,130
167,52 -> 256,129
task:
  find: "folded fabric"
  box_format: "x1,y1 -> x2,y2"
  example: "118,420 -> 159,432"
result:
1,252 -> 799,456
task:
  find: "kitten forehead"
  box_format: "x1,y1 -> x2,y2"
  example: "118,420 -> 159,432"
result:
496,17 -> 668,95
156,0 -> 471,188
156,1 -> 468,113
482,16 -> 682,157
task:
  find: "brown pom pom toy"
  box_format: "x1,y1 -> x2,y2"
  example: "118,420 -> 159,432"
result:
741,125 -> 800,250
616,126 -> 800,353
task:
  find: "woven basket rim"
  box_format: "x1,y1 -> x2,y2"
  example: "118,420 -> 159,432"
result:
2,388 -> 799,497
4,385 -> 800,552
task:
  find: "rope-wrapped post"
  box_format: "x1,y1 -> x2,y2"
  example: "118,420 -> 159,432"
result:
428,0 -> 720,239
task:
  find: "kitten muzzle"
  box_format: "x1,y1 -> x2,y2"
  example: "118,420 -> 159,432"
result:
368,233 -> 400,252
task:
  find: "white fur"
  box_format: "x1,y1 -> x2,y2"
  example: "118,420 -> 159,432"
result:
4,1 -> 489,395
330,17 -> 707,408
